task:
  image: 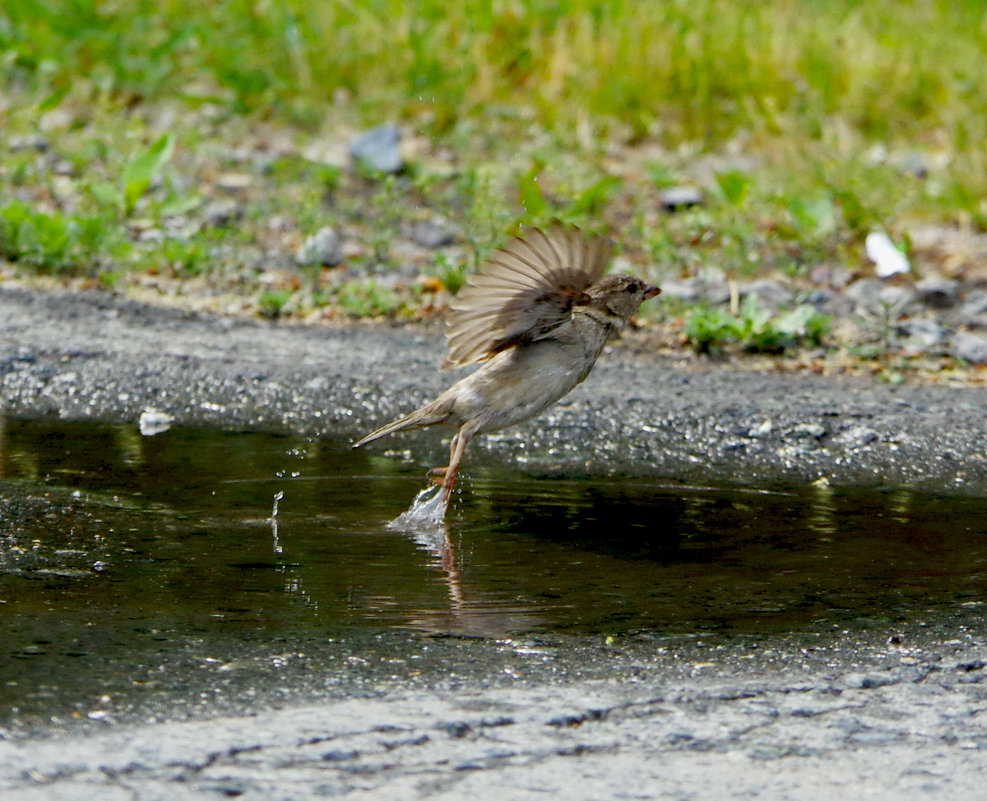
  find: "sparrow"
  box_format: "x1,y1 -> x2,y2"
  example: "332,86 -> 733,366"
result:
352,225 -> 661,503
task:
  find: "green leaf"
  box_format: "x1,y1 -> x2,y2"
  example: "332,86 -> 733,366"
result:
122,134 -> 175,215
714,170 -> 750,206
38,84 -> 70,112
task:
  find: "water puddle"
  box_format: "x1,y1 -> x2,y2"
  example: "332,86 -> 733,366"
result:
1,417 -> 985,733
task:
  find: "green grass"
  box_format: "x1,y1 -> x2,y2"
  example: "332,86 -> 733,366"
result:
4,1 -> 985,151
1,0 -> 985,351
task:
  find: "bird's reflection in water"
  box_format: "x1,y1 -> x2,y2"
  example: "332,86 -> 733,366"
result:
389,485 -> 548,637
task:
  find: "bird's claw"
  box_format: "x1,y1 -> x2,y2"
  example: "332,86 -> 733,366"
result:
427,466 -> 459,496
427,466 -> 449,488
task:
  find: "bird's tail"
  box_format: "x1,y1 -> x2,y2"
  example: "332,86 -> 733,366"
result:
351,397 -> 453,449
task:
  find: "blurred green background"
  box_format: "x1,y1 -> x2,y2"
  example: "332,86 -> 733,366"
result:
1,1 -> 985,368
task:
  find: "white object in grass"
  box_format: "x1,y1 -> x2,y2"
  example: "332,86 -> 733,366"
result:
865,231 -> 910,278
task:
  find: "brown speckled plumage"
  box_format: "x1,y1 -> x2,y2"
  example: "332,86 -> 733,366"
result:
353,225 -> 661,506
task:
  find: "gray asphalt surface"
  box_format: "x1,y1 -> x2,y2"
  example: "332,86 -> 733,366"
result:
1,285 -> 984,492
1,285 -> 986,799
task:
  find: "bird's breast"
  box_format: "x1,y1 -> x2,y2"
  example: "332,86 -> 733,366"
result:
451,339 -> 593,433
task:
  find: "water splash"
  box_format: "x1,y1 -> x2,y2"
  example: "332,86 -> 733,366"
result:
387,484 -> 448,533
271,490 -> 284,554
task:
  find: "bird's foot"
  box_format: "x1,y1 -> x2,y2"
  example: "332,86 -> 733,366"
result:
427,465 -> 459,499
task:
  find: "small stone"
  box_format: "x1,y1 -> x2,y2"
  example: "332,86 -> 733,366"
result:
660,275 -> 729,305
805,288 -> 835,309
350,123 -> 403,174
952,331 -> 987,365
847,280 -> 915,315
659,186 -> 704,211
845,279 -> 884,310
834,426 -> 879,449
202,199 -> 242,228
896,318 -> 947,355
411,216 -> 459,249
749,419 -> 773,438
879,284 -> 916,311
7,135 -> 49,152
296,226 -> 343,267
898,151 -> 929,179
659,277 -> 703,303
915,275 -> 960,309
953,290 -> 987,327
792,423 -> 826,440
139,409 -> 174,437
216,172 -> 252,193
960,290 -> 987,316
389,240 -> 429,277
744,279 -> 794,310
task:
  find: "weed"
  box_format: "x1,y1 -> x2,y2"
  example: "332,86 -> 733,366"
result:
335,279 -> 403,317
366,176 -> 404,264
684,306 -> 740,355
0,200 -> 119,274
714,170 -> 751,207
685,297 -> 830,355
258,288 -> 294,319
122,134 -> 175,215
426,252 -> 468,295
150,238 -> 208,277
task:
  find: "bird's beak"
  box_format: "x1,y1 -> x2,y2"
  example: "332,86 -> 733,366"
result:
644,284 -> 662,299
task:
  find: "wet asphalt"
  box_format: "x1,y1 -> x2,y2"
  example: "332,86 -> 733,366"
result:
1,285 -> 986,799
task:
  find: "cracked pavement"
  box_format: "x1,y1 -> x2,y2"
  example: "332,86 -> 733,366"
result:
2,640 -> 986,800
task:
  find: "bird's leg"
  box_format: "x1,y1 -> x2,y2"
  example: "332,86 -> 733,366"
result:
439,424 -> 475,503
427,465 -> 448,482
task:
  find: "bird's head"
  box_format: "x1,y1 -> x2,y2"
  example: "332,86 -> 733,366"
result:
581,273 -> 661,322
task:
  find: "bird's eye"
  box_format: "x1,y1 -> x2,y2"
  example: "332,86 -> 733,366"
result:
625,282 -> 640,294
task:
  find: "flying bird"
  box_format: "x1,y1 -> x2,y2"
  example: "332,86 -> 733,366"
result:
353,226 -> 661,503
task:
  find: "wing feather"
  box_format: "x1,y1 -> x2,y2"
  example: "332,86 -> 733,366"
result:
443,225 -> 613,368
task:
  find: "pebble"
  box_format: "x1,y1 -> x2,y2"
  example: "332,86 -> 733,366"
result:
952,331 -> 987,365
744,279 -> 794,310
350,124 -> 403,174
216,172 -> 252,193
879,284 -> 917,312
410,216 -> 459,249
296,226 -> 343,267
661,272 -> 730,305
791,423 -> 826,440
915,275 -> 960,308
748,419 -> 773,438
898,151 -> 930,179
844,279 -> 884,309
845,280 -> 916,315
834,426 -> 879,449
202,199 -> 242,229
896,318 -> 947,355
659,278 -> 703,303
139,408 -> 174,437
7,135 -> 49,152
659,186 -> 704,211
954,289 -> 987,325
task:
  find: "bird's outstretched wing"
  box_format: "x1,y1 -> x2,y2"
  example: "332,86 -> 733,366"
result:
443,226 -> 613,368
